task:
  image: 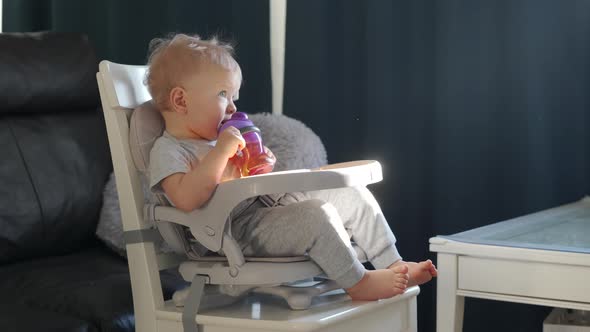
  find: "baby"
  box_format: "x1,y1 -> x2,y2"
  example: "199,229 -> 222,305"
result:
147,34 -> 437,301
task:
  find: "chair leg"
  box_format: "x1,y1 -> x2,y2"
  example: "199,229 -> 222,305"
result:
182,274 -> 207,332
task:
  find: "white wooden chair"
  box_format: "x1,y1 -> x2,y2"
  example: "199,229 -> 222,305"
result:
96,60 -> 419,332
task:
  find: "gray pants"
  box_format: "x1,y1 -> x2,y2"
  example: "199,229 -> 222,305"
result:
230,187 -> 402,289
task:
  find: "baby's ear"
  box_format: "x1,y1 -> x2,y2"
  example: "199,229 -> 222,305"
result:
169,87 -> 187,114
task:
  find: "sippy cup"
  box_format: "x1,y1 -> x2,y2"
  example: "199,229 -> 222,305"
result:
218,112 -> 275,176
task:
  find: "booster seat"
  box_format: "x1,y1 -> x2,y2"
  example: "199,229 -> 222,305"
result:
97,60 -> 419,332
127,98 -> 346,304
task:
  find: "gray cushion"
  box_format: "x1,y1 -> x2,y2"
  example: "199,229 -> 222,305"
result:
128,101 -> 164,174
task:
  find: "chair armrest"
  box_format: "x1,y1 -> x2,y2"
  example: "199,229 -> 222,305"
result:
153,160 -> 382,252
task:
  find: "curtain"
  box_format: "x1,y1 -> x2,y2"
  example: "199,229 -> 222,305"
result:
2,0 -> 272,114
285,1 -> 590,331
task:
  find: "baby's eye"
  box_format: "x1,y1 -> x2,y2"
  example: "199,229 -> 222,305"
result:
218,91 -> 227,98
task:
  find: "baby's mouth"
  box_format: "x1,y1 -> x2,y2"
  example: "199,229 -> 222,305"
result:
220,117 -> 232,126
218,120 -> 229,132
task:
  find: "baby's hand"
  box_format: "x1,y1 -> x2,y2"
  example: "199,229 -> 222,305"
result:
217,126 -> 245,157
264,146 -> 277,165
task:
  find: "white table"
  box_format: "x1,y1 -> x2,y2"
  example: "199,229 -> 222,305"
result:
430,197 -> 590,332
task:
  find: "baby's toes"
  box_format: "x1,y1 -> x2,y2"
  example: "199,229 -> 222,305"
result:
394,281 -> 407,291
429,264 -> 438,276
391,263 -> 409,275
419,260 -> 433,269
401,275 -> 409,285
400,272 -> 410,282
394,272 -> 409,286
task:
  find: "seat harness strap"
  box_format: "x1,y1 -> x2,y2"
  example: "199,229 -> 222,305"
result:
182,274 -> 207,332
123,228 -> 162,244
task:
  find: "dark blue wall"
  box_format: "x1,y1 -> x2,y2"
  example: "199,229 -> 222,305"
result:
284,1 -> 590,331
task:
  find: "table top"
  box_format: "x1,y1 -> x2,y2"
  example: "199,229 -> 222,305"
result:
435,197 -> 590,254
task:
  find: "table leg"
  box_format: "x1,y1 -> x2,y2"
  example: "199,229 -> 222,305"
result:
436,253 -> 465,332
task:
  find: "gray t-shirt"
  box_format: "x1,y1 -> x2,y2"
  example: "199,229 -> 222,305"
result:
149,131 -> 255,216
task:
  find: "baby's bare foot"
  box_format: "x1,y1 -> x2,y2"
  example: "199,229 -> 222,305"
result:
346,265 -> 409,301
390,259 -> 438,287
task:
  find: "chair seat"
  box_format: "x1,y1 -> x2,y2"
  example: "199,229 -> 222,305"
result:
179,260 -> 323,285
158,286 -> 420,332
194,254 -> 310,263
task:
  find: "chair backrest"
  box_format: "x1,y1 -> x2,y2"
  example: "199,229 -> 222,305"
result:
97,60 -> 180,330
97,61 -> 156,238
98,60 -> 201,257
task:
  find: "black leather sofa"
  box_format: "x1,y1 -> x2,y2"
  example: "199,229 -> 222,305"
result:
0,31 -> 184,332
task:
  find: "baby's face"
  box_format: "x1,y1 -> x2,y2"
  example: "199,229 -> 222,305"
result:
182,64 -> 241,140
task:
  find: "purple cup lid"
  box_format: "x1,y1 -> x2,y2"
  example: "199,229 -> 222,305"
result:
217,112 -> 260,141
218,112 -> 253,133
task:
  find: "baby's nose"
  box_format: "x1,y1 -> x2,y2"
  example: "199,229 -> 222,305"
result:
227,102 -> 237,114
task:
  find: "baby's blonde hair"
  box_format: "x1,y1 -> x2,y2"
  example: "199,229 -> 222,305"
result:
145,33 -> 240,111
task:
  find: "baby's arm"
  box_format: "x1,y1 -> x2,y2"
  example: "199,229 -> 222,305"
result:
161,127 -> 245,212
